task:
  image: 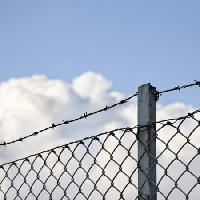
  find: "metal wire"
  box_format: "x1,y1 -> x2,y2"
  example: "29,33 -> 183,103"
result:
138,109 -> 200,200
0,127 -> 139,200
0,93 -> 138,147
157,80 -> 200,98
0,109 -> 199,199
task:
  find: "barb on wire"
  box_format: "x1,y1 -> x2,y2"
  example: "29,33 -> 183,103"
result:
0,92 -> 138,147
157,80 -> 200,98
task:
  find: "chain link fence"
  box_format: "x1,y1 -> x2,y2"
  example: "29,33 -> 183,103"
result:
156,110 -> 200,200
0,127 -> 138,200
0,109 -> 199,200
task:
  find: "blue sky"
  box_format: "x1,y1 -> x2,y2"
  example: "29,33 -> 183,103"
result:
0,1 -> 199,106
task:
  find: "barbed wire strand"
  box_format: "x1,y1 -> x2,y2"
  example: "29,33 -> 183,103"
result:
0,92 -> 138,147
157,80 -> 200,97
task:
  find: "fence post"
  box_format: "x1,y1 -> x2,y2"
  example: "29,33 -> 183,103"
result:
138,83 -> 157,200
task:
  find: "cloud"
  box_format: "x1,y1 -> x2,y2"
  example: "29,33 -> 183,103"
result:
0,72 -> 199,199
72,72 -> 112,103
0,72 -> 136,161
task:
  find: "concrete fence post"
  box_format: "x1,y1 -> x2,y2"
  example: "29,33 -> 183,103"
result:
138,83 -> 157,200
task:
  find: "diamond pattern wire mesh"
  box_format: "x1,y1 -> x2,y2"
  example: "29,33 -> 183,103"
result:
0,128 -> 138,200
155,110 -> 200,200
0,110 -> 199,200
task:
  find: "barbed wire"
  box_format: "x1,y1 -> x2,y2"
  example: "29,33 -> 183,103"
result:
157,80 -> 200,98
0,92 -> 138,147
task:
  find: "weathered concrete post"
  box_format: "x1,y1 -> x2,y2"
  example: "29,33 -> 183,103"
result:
138,83 -> 157,200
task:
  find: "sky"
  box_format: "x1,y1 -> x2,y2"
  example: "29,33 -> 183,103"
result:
0,1 -> 200,106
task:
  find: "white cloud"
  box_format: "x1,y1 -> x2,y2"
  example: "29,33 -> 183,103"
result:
72,71 -> 112,104
0,72 -> 199,200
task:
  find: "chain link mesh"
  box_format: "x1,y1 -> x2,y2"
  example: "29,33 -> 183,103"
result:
0,128 -> 138,200
155,110 -> 200,200
0,110 -> 199,199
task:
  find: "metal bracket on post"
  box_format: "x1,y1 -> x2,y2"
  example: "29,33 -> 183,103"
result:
138,83 -> 157,200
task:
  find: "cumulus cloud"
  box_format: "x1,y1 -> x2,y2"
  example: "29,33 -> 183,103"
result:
72,72 -> 112,103
0,72 -> 199,199
0,72 -> 136,161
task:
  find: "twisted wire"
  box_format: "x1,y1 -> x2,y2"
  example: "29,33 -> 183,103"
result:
0,92 -> 138,147
157,80 -> 200,97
